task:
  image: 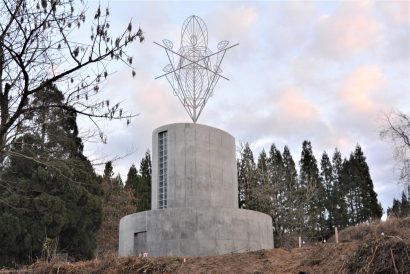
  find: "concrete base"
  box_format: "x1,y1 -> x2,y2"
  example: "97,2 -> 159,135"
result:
119,123 -> 273,257
119,207 -> 273,257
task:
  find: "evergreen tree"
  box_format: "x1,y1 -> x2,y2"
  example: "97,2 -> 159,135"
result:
387,198 -> 402,218
387,191 -> 410,218
0,86 -> 102,266
102,161 -> 122,190
299,140 -> 326,240
352,145 -> 383,221
104,161 -> 114,179
331,149 -> 349,228
282,146 -> 298,201
96,165 -> 134,255
124,151 -> 152,212
282,146 -> 299,242
267,144 -> 285,246
137,151 -> 152,211
237,143 -> 256,209
402,191 -> 410,217
257,149 -> 269,186
125,164 -> 139,190
255,150 -> 271,214
115,173 -> 123,187
341,156 -> 362,224
340,145 -> 383,225
320,151 -> 334,232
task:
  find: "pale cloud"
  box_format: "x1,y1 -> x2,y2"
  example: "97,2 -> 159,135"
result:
277,88 -> 320,122
334,137 -> 353,151
130,66 -> 189,130
289,56 -> 329,88
209,5 -> 257,43
222,85 -> 330,152
311,2 -> 381,59
339,65 -> 386,113
135,81 -> 181,121
265,2 -> 318,60
206,4 -> 258,65
282,1 -> 318,26
376,1 -> 410,62
377,1 -> 410,26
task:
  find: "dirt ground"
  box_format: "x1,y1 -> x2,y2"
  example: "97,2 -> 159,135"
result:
2,218 -> 409,274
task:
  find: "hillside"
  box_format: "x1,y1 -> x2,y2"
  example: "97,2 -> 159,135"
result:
3,218 -> 409,274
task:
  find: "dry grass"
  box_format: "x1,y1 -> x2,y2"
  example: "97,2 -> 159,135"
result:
1,218 -> 409,274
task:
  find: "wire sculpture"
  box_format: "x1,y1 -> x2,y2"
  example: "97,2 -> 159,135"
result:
155,15 -> 238,123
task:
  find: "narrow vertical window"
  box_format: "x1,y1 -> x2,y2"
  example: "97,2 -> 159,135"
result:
158,131 -> 168,209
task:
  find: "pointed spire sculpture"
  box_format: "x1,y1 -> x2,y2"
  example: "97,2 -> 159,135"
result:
155,15 -> 238,123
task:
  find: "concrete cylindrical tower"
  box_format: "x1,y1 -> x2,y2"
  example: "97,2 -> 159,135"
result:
151,123 -> 238,210
119,123 -> 273,257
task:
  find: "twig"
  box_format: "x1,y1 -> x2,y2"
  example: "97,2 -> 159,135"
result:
337,259 -> 346,274
386,235 -> 403,241
390,248 -> 398,274
230,246 -> 248,254
366,245 -> 379,273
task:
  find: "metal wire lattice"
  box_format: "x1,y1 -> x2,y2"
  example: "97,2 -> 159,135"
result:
155,15 -> 238,123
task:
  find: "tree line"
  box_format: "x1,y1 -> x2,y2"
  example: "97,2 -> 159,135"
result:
0,86 -> 152,267
387,188 -> 410,218
238,141 -> 383,247
0,0 -> 143,267
95,155 -> 152,256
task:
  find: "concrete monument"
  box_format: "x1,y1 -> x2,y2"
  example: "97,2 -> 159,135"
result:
118,16 -> 273,257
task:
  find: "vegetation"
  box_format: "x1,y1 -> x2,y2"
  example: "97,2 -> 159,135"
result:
387,191 -> 410,218
237,141 -> 383,247
0,0 -> 144,161
96,162 -> 135,256
125,151 -> 152,212
0,86 -> 103,266
382,110 -> 410,220
0,0 -> 144,267
96,153 -> 152,256
381,111 -> 410,185
13,218 -> 410,274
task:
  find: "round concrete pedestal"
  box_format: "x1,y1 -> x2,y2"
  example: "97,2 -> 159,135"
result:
119,207 -> 273,256
119,123 -> 273,257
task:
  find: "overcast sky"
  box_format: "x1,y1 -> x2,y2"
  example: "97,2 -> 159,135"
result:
81,0 -> 409,215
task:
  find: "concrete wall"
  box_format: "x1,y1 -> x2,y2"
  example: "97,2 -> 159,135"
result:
119,207 -> 273,257
119,123 -> 273,257
151,123 -> 238,210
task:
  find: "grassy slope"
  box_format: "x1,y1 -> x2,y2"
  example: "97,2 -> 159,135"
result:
2,218 -> 409,274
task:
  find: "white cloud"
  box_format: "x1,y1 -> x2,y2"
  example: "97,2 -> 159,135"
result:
339,65 -> 387,113
377,1 -> 410,26
311,10 -> 381,59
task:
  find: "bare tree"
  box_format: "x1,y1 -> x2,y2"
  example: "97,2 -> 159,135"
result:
381,111 -> 410,186
0,0 -> 144,161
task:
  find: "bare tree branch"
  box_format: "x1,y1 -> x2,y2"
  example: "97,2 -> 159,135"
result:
0,0 -> 144,160
381,110 -> 410,185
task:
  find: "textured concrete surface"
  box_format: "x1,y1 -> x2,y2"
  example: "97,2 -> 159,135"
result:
119,207 -> 273,257
119,123 -> 273,257
151,123 -> 238,210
